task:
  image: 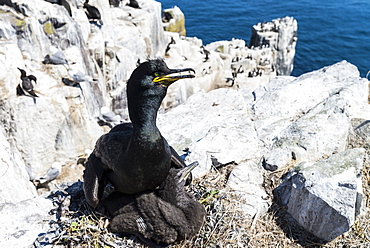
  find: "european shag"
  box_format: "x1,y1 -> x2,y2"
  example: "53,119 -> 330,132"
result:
103,162 -> 206,246
17,68 -> 38,98
83,59 -> 195,208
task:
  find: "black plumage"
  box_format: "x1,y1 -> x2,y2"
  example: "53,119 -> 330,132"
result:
165,37 -> 176,56
44,0 -> 72,17
127,0 -> 139,8
108,0 -> 120,7
0,0 -> 28,16
83,59 -> 195,208
62,77 -> 80,87
103,162 -> 206,246
84,0 -> 101,20
17,68 -> 38,98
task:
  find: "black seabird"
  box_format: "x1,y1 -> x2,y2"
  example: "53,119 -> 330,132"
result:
165,37 -> 176,56
83,59 -> 195,208
108,0 -> 120,7
162,11 -> 173,23
0,0 -> 28,16
17,68 -> 38,98
44,0 -> 72,17
103,162 -> 206,246
84,0 -> 102,25
127,0 -> 139,8
200,46 -> 210,62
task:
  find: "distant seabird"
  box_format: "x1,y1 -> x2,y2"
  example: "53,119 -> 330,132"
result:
0,0 -> 28,16
50,17 -> 67,29
109,0 -> 121,7
66,66 -> 93,82
225,77 -> 235,87
84,0 -> 103,25
43,46 -> 68,65
17,68 -> 38,98
97,107 -> 123,128
33,162 -> 62,190
162,11 -> 173,23
165,37 -> 176,56
83,59 -> 195,208
44,0 -> 72,17
200,46 -> 210,62
101,106 -> 122,124
126,0 -> 139,8
38,162 -> 62,184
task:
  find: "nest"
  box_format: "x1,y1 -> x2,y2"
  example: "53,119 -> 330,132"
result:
34,159 -> 370,248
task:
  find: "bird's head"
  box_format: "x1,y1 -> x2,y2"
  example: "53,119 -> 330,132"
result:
128,59 -> 195,93
127,59 -> 195,123
17,68 -> 27,77
177,161 -> 199,183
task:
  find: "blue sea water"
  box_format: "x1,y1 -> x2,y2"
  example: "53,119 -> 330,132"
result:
158,0 -> 370,77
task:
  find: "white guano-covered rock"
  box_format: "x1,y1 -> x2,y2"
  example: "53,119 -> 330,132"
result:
158,88 -> 263,178
275,148 -> 364,241
250,16 -> 297,75
0,129 -> 37,204
162,6 -> 186,36
254,61 -> 369,170
252,61 -> 363,120
0,0 -> 167,198
159,60 -> 368,227
0,196 -> 54,247
227,160 -> 269,217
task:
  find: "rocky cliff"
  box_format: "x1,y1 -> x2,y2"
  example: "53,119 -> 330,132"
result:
0,0 -> 298,204
1,0 -> 366,247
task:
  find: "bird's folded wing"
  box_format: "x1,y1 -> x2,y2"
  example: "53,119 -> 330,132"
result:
83,153 -> 107,208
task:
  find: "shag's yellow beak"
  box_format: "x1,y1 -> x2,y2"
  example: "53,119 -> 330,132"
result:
153,68 -> 195,87
179,161 -> 199,182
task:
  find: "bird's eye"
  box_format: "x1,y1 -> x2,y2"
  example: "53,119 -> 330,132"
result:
153,72 -> 159,77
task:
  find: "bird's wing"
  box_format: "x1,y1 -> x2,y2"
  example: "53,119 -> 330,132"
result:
170,146 -> 186,169
109,122 -> 133,133
83,152 -> 108,208
84,127 -> 132,208
28,75 -> 37,83
16,84 -> 25,96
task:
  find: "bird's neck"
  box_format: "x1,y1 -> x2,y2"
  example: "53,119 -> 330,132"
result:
129,94 -> 162,142
158,172 -> 189,208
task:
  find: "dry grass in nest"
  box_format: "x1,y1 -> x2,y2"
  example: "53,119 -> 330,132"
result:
173,159 -> 370,248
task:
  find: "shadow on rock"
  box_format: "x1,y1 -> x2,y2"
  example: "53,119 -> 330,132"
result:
269,188 -> 327,248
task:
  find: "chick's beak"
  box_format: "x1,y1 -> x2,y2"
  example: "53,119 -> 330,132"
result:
153,68 -> 195,87
179,161 -> 199,182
